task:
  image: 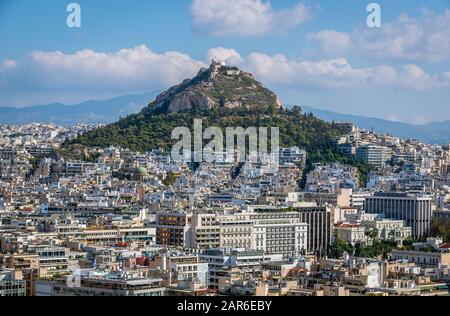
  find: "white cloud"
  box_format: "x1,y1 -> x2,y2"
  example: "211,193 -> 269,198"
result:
26,45 -> 206,90
0,60 -> 18,88
0,45 -> 207,105
1,59 -> 17,70
0,45 -> 448,106
236,52 -> 449,91
241,54 -> 394,89
206,47 -> 243,65
190,0 -> 310,36
304,11 -> 450,64
353,10 -> 450,63
399,64 -> 432,90
306,30 -> 352,57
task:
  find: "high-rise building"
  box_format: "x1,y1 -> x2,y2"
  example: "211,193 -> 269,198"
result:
292,206 -> 332,253
250,206 -> 331,254
155,210 -> 309,257
155,212 -> 193,248
219,214 -> 254,250
356,145 -> 391,167
364,192 -> 432,239
251,214 -> 308,256
191,213 -> 221,249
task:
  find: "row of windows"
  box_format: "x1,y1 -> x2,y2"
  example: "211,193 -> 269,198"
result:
38,251 -> 65,257
177,265 -> 199,272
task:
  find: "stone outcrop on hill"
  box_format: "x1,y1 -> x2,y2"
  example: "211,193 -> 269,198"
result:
147,60 -> 283,114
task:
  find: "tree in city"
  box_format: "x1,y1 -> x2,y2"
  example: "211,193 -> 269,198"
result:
329,234 -> 353,259
430,218 -> 450,242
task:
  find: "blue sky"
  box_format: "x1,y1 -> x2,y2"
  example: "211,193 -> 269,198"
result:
1,0 -> 450,124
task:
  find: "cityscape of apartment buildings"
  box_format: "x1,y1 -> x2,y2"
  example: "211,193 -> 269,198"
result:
1,1 -> 450,310
1,122 -> 449,298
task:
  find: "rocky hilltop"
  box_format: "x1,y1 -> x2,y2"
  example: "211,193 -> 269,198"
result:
65,63 -> 352,174
146,60 -> 283,114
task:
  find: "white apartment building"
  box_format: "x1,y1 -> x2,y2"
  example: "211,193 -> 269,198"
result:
219,214 -> 254,250
253,218 -> 307,256
199,249 -> 282,289
351,191 -> 373,209
155,210 -> 310,257
356,144 -> 391,167
170,255 -> 209,287
191,213 -> 220,249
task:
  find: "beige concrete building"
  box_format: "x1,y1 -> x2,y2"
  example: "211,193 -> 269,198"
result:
391,250 -> 450,268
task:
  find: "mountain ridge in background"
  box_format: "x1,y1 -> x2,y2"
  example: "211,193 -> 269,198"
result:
0,92 -> 159,126
0,79 -> 449,145
300,106 -> 450,145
